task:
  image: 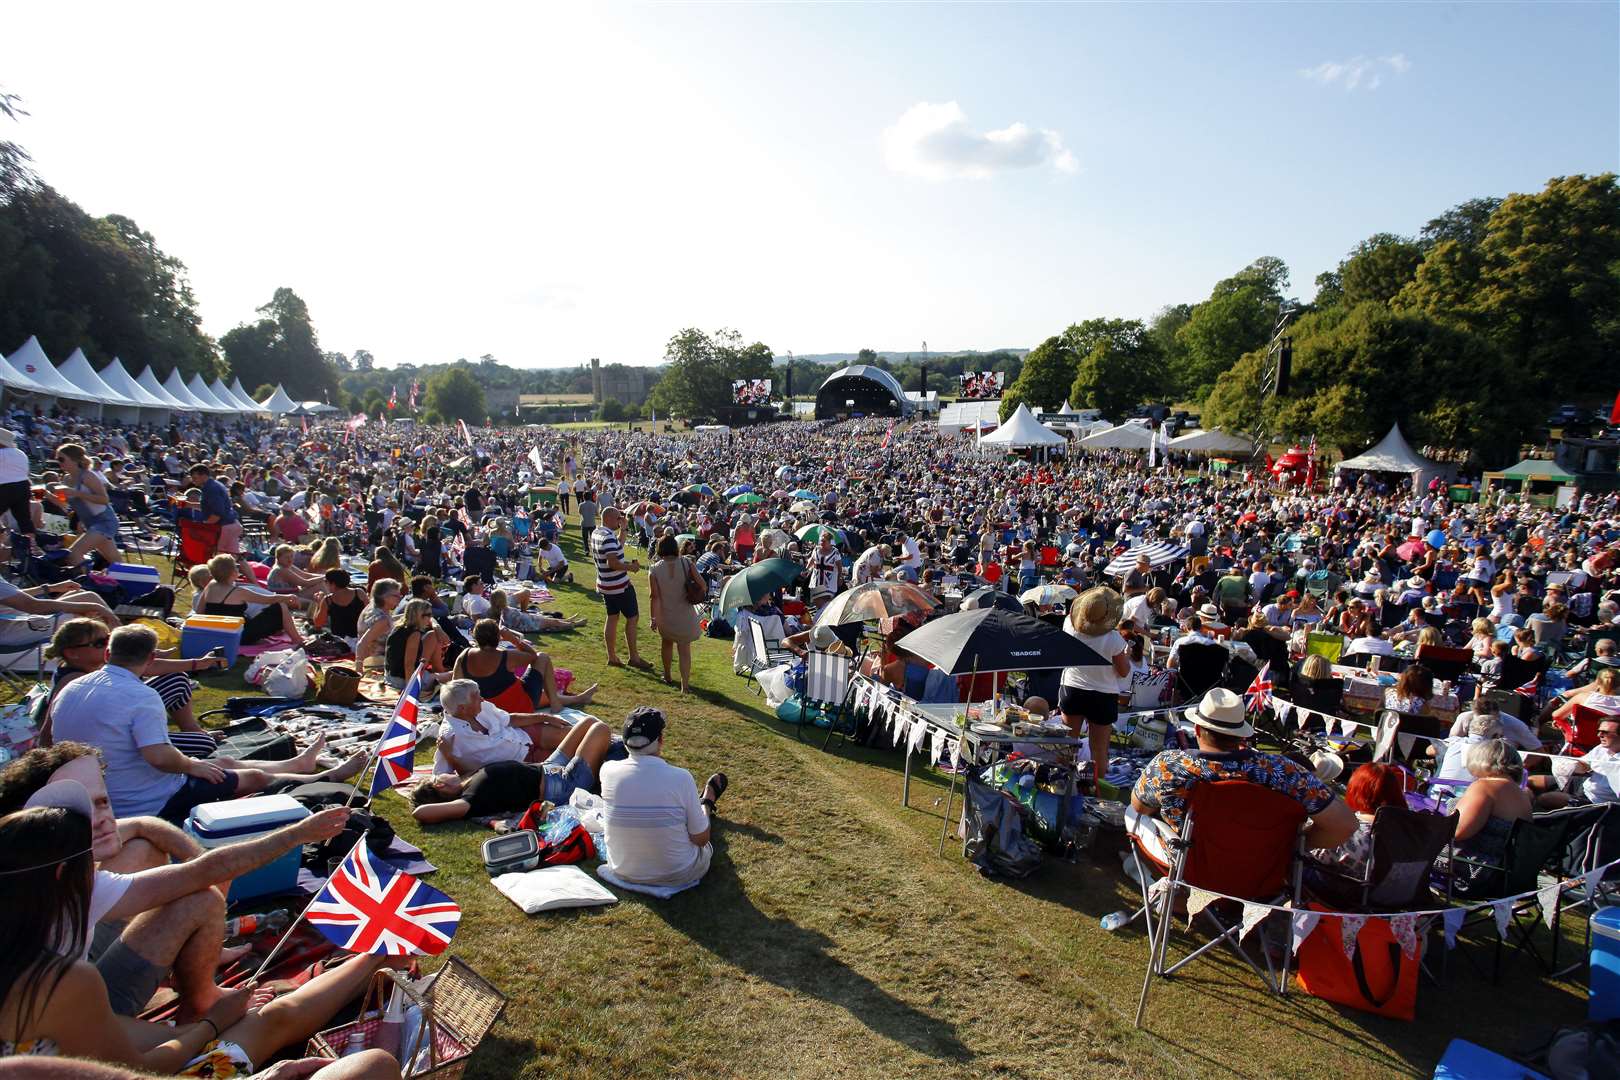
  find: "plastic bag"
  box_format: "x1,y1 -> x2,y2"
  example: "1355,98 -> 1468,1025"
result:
245,648 -> 295,687
568,790 -> 607,834
264,649 -> 310,698
757,663 -> 793,708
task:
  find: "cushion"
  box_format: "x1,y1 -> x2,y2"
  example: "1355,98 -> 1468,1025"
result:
491,866 -> 618,914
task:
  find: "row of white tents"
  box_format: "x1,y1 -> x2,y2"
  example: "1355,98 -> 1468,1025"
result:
1,336 -> 332,423
947,400 -> 1255,455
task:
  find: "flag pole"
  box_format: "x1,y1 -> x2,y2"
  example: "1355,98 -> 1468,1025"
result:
357,664 -> 427,810
248,833 -> 369,983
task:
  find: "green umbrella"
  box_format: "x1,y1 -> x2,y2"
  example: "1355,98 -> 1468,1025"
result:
730,492 -> 766,505
718,558 -> 803,614
685,483 -> 715,496
795,523 -> 845,545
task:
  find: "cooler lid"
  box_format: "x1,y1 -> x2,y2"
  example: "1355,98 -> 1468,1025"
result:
184,615 -> 245,630
1593,906 -> 1620,940
191,794 -> 307,833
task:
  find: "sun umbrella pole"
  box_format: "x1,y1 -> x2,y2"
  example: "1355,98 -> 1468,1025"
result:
939,652 -> 978,856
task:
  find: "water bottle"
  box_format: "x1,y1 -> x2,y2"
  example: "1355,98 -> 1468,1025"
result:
223,909 -> 290,939
1100,911 -> 1131,932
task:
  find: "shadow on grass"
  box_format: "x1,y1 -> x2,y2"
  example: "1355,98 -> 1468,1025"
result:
646,833 -> 973,1064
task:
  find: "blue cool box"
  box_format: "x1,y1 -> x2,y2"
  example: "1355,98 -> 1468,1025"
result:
1592,906 -> 1620,1021
187,795 -> 309,901
180,614 -> 245,666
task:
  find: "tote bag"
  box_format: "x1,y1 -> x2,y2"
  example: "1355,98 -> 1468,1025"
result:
1295,902 -> 1420,1021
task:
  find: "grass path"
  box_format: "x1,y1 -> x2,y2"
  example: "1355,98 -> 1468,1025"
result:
150,516 -> 1584,1078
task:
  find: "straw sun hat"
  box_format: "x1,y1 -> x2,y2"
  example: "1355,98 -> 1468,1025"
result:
1070,586 -> 1124,636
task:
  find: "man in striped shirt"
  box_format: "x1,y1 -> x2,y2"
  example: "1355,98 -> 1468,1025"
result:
591,507 -> 651,669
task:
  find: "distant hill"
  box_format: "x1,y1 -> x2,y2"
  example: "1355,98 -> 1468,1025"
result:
775,349 -> 1029,366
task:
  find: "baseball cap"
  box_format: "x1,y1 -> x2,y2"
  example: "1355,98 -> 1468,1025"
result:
622,706 -> 666,750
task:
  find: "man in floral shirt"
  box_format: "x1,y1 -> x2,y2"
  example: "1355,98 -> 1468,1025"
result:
1129,688 -> 1355,866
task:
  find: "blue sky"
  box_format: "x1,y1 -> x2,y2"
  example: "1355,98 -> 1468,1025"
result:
3,2 -> 1615,368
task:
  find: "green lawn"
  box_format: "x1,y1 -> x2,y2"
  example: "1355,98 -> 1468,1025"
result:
108,523 -> 1588,1079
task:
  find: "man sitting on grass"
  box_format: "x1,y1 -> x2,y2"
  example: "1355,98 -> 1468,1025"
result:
432,678 -> 572,774
411,715 -> 614,824
600,706 -> 728,890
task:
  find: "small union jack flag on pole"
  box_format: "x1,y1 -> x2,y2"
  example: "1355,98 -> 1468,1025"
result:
307,839 -> 460,956
1245,662 -> 1273,714
367,665 -> 425,797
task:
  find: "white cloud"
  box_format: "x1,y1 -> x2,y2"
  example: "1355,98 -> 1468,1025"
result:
882,101 -> 1078,180
1300,53 -> 1412,91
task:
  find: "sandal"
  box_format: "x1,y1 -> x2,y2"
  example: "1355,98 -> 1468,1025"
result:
704,772 -> 728,804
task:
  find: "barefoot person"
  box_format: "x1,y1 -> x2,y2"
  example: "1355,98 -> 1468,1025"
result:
411,718 -> 615,825
0,746 -> 354,1021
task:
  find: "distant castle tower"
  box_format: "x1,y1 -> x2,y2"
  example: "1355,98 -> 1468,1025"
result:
590,358 -> 602,404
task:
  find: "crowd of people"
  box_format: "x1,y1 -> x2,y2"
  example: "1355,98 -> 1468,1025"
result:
0,400 -> 1616,1075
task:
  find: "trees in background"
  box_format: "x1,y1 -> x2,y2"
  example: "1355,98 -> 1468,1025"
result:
422,364 -> 486,426
646,327 -> 772,419
1171,257 -> 1290,402
219,288 -> 340,402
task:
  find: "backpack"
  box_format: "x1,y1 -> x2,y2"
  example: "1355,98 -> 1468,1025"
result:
961,775 -> 1044,878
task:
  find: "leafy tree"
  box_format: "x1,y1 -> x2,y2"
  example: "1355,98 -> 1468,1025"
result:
598,397 -> 626,421
362,391 -> 386,416
1338,233 -> 1423,307
998,335 -> 1080,419
646,328 -> 772,418
855,347 -> 879,365
352,349 -> 374,372
220,288 -> 339,401
324,351 -> 350,373
1173,257 -> 1291,402
423,364 -> 486,426
1420,197 -> 1502,250
1069,327 -> 1167,422
253,383 -> 275,402
1147,304 -> 1193,384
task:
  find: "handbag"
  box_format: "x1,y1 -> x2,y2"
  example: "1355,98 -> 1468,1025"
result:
1294,902 -> 1420,1021
682,557 -> 707,605
317,664 -> 363,706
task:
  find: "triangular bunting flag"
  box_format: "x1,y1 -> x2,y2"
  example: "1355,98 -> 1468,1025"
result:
1492,899 -> 1515,939
892,717 -> 907,748
1338,914 -> 1368,959
1442,907 -> 1467,948
1396,732 -> 1417,758
1339,717 -> 1359,737
1185,887 -> 1220,926
1389,914 -> 1420,959
1587,867 -> 1604,904
929,727 -> 943,762
1539,884 -> 1562,930
1291,911 -> 1322,953
1239,902 -> 1271,944
907,717 -> 928,755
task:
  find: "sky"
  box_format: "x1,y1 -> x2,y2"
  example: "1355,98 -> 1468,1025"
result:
3,2 -> 1617,370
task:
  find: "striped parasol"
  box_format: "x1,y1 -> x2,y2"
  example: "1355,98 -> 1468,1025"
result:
1104,541 -> 1188,577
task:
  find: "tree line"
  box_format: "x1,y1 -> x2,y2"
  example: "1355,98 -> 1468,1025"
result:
1000,174 -> 1618,464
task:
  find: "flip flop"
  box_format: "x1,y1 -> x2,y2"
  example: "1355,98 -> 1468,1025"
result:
704,772 -> 729,803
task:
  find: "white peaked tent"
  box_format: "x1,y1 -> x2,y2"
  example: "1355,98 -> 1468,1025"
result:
212,377 -> 256,412
257,385 -> 300,416
136,366 -> 194,410
164,369 -> 220,412
1168,427 -> 1253,455
979,403 -> 1067,448
100,358 -> 173,417
187,374 -> 239,413
1080,422 -> 1156,451
58,349 -> 140,421
228,378 -> 262,411
7,337 -> 112,405
0,337 -> 60,396
1336,423 -> 1447,495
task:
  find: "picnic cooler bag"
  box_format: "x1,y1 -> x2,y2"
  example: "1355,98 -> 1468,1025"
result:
1294,903 -> 1420,1021
181,614 -> 246,665
1591,906 -> 1620,1020
186,794 -> 310,901
307,958 -> 506,1080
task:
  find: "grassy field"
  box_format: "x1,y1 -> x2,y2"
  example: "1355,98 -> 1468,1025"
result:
115,521 -> 1586,1079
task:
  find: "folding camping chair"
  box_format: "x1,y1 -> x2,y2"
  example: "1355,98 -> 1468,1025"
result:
743,617 -> 794,696
1378,711 -> 1450,770
1448,812 -> 1574,982
1287,675 -> 1344,728
171,519 -> 222,584
787,648 -> 853,749
1133,780 -> 1307,1028
1305,631 -> 1344,665
1555,704 -> 1609,758
0,612 -> 57,689
1173,642 -> 1228,702
1415,643 -> 1473,683
1546,803 -> 1614,977
1305,805 -> 1457,913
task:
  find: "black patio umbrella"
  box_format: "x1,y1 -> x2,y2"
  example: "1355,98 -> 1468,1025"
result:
959,586 -> 1024,614
896,608 -> 1107,675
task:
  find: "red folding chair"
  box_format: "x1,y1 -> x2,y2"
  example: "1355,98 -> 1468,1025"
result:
1134,780 -> 1307,1028
172,518 -> 222,583
1039,545 -> 1059,567
1555,703 -> 1610,757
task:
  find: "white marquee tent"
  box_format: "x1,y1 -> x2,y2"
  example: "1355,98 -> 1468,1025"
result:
257,385 -> 300,416
227,378 -> 261,411
938,399 -> 1001,436
0,338 -> 60,397
136,366 -> 194,410
59,349 -> 142,421
99,358 -> 173,416
187,374 -> 239,413
212,377 -> 257,412
1334,423 -> 1449,493
1168,428 -> 1253,455
979,403 -> 1067,448
164,369 -> 222,413
1080,422 -> 1156,451
7,337 -> 113,405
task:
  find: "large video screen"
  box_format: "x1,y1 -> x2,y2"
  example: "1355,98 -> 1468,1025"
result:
731,378 -> 773,406
958,371 -> 1004,400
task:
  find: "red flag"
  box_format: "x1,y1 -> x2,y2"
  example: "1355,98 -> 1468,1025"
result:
1610,390 -> 1620,426
388,386 -> 397,411
881,420 -> 895,449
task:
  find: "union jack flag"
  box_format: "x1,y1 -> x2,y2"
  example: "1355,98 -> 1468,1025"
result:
881,421 -> 895,450
408,380 -> 420,410
1244,662 -> 1273,714
308,840 -> 460,956
458,419 -> 474,446
387,386 -> 397,411
368,665 -> 424,796
1515,672 -> 1540,697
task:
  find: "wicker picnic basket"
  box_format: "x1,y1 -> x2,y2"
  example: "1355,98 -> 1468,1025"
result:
306,957 -> 506,1079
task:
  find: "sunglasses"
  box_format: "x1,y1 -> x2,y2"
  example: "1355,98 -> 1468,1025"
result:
72,637 -> 109,650
1601,729 -> 1620,738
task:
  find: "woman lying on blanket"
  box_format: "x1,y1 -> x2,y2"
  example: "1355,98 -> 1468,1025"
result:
0,793 -> 401,1080
486,589 -> 586,635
